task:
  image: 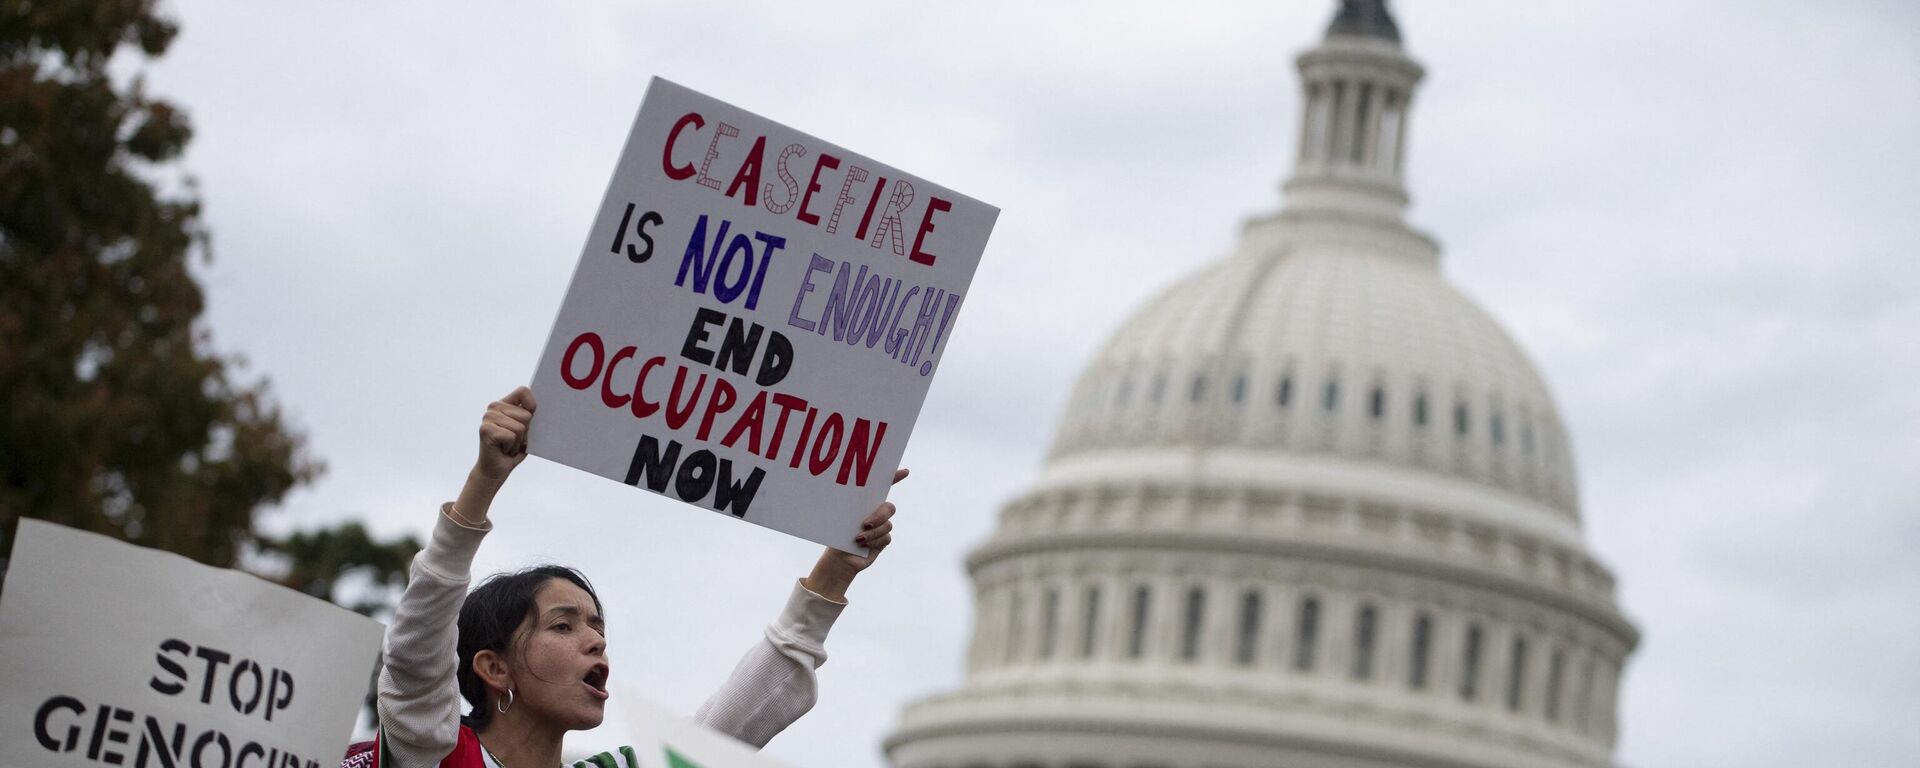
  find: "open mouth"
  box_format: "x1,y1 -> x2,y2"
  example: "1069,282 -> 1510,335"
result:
583,664 -> 610,700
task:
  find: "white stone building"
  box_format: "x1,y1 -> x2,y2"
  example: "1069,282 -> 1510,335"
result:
882,2 -> 1638,767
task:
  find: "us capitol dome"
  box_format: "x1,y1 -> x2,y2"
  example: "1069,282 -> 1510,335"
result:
882,2 -> 1639,767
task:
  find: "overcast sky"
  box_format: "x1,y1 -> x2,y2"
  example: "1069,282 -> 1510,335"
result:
144,1 -> 1918,766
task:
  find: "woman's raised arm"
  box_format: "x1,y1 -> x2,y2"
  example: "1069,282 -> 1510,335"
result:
374,388 -> 535,767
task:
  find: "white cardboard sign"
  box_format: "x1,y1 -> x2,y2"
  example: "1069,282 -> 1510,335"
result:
530,78 -> 997,553
0,519 -> 385,768
575,696 -> 794,768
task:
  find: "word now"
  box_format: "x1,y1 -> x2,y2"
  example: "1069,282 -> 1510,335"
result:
623,432 -> 765,517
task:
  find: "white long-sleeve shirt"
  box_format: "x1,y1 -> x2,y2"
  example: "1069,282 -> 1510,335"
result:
374,507 -> 845,767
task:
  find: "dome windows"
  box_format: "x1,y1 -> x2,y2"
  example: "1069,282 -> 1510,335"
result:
1080,586 -> 1102,659
1040,588 -> 1061,659
1507,636 -> 1529,712
1189,375 -> 1207,403
1546,646 -> 1566,722
1294,596 -> 1322,671
1277,374 -> 1295,408
1352,603 -> 1379,680
1234,591 -> 1262,666
1128,585 -> 1152,659
1460,623 -> 1484,701
1408,612 -> 1433,689
1368,383 -> 1386,421
1180,587 -> 1207,662
1230,373 -> 1247,404
1323,378 -> 1341,412
1454,401 -> 1471,437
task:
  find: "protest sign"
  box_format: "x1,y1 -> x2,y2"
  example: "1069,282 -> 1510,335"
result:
572,696 -> 795,768
0,519 -> 385,768
529,78 -> 997,554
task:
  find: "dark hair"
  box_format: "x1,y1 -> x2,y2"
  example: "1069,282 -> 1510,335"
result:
456,565 -> 603,731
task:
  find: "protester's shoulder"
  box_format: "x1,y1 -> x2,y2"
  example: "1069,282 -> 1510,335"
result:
567,746 -> 647,768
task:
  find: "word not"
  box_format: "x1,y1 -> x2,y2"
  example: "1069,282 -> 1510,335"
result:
674,214 -> 786,311
787,252 -> 963,376
32,695 -> 320,768
150,640 -> 295,723
660,111 -> 954,266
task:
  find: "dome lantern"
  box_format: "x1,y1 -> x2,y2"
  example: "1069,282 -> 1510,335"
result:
1286,0 -> 1424,224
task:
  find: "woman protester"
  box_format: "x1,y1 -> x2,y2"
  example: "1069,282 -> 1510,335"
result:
346,386 -> 900,768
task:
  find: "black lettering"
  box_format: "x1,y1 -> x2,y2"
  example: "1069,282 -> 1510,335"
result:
101,706 -> 135,765
679,307 -> 725,366
228,660 -> 263,715
675,450 -> 717,501
264,670 -> 293,722
190,731 -> 231,768
630,211 -> 664,263
715,317 -> 764,376
34,695 -> 84,752
756,332 -> 793,387
624,434 -> 680,492
713,464 -> 766,517
192,646 -> 231,705
151,639 -> 191,696
138,717 -> 185,768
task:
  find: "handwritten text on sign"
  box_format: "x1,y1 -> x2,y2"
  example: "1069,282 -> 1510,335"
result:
530,78 -> 997,553
0,519 -> 385,768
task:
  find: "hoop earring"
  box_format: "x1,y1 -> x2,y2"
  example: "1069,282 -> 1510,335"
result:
496,688 -> 515,714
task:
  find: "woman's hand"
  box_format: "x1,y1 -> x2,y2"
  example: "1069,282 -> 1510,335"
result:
801,468 -> 907,602
452,387 -> 538,527
475,387 -> 537,482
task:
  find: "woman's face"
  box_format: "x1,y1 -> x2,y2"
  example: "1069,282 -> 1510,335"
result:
508,578 -> 611,730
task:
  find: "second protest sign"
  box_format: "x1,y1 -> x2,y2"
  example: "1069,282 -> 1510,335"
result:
530,78 -> 997,553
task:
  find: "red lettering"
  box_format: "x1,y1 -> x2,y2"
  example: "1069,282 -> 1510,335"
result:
721,390 -> 769,453
766,393 -> 808,461
632,356 -> 665,418
662,112 -> 704,181
836,419 -> 888,486
796,153 -> 840,226
601,347 -> 637,408
807,413 -> 845,475
560,333 -> 605,390
696,377 -> 739,441
910,196 -> 953,265
854,175 -> 888,241
665,368 -> 707,430
724,135 -> 767,206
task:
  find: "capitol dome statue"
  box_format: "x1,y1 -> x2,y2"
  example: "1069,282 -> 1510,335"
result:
883,2 -> 1639,767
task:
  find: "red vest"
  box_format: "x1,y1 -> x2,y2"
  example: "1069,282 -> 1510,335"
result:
342,725 -> 486,768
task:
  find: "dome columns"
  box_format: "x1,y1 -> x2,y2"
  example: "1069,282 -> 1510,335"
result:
1285,39 -> 1425,222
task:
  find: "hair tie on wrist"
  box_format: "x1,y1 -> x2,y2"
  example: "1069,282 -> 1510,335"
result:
442,501 -> 487,529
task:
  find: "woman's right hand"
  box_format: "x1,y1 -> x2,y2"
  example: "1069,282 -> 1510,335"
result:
475,386 -> 538,483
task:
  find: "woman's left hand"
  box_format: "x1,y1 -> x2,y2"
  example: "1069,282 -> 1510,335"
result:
801,468 -> 907,601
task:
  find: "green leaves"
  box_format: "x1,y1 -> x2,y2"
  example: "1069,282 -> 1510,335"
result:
0,0 -> 412,621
